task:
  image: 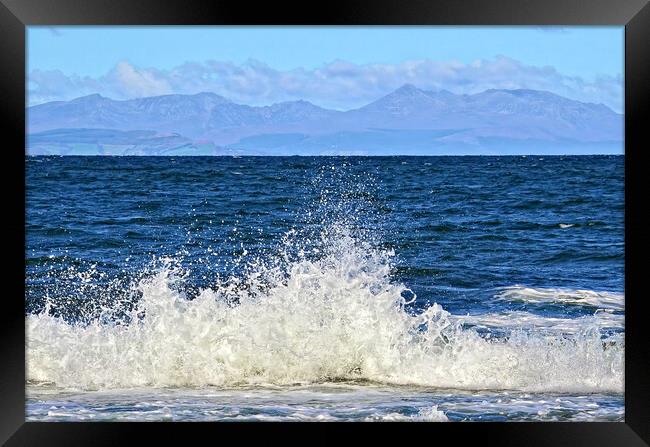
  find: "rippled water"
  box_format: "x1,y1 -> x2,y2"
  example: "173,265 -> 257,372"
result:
25,155 -> 624,421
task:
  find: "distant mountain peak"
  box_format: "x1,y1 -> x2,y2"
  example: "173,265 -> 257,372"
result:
394,83 -> 421,94
71,93 -> 106,102
483,88 -> 560,98
190,91 -> 230,101
133,91 -> 230,103
271,99 -> 316,107
357,83 -> 449,114
392,84 -> 456,97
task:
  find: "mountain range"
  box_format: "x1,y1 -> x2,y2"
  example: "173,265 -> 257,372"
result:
27,84 -> 623,155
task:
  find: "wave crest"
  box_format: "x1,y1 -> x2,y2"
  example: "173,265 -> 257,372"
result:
495,286 -> 624,311
27,229 -> 623,393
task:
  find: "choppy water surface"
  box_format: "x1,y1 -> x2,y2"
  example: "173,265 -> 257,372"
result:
26,156 -> 624,421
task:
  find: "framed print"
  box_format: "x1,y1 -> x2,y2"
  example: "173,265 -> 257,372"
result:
1,0 -> 649,444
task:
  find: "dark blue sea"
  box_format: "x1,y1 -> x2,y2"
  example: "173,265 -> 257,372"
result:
25,155 -> 624,422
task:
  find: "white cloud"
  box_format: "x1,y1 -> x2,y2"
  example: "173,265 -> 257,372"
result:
111,62 -> 172,98
27,57 -> 623,112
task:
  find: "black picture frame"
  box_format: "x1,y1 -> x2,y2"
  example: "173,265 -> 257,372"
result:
2,0 -> 648,444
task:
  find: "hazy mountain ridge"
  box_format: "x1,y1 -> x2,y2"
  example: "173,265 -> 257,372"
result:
27,85 -> 623,155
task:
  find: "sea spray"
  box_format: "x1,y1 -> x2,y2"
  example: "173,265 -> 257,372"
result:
27,226 -> 623,392
26,160 -> 623,393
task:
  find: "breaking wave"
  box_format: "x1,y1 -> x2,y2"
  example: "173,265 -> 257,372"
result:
453,310 -> 623,334
27,225 -> 623,393
495,286 -> 624,311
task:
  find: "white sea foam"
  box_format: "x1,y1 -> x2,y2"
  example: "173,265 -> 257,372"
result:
26,384 -> 623,421
27,229 -> 623,393
364,406 -> 448,422
454,310 -> 624,334
495,286 -> 624,311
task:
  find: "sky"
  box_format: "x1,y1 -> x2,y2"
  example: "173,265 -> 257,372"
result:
27,26 -> 624,112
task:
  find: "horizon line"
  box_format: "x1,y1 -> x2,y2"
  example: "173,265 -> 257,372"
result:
25,153 -> 625,157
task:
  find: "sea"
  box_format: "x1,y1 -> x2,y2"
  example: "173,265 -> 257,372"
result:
25,155 -> 625,422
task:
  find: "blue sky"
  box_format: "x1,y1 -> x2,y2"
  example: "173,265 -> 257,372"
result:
27,26 -> 624,112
